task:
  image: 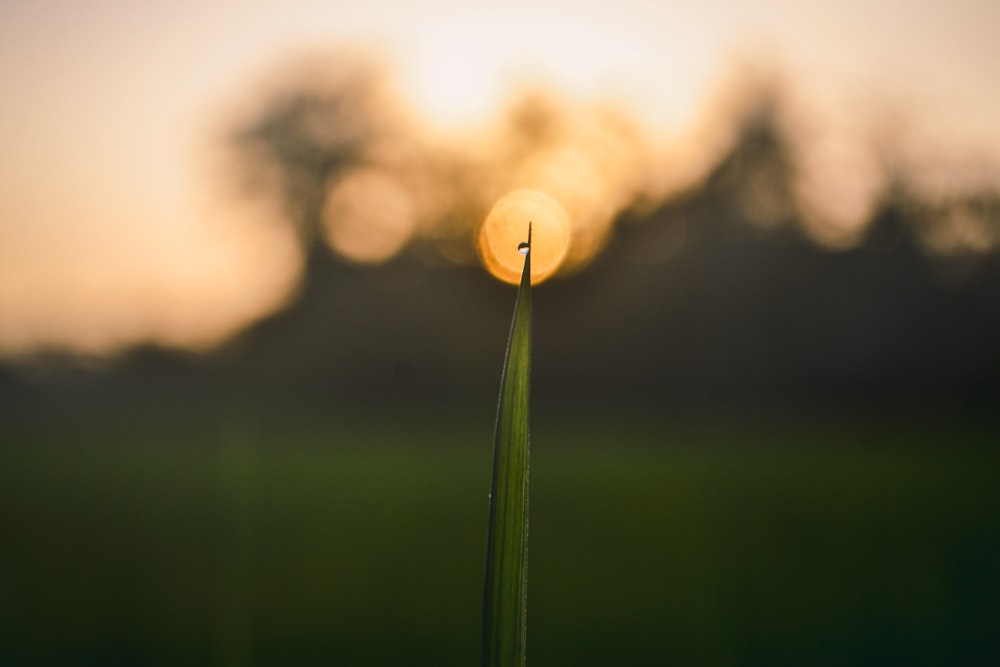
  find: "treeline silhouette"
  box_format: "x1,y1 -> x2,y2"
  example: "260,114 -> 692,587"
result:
2,77 -> 999,426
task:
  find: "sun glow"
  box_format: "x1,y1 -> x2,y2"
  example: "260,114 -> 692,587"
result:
322,168 -> 418,263
478,189 -> 570,285
2,0 -> 1000,355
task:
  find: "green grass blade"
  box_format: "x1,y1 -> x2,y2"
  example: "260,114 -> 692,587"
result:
482,226 -> 532,667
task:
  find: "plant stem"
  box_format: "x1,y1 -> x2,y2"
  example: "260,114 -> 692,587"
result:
482,224 -> 532,667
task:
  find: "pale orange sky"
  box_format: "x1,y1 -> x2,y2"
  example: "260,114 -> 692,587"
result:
1,0 -> 998,355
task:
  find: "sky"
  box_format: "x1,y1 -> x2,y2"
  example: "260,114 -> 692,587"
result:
1,0 -> 998,356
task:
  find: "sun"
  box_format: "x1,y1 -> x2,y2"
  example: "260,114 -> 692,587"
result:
477,189 -> 570,285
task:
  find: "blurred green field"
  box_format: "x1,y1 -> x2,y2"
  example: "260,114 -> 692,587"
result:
1,407 -> 998,666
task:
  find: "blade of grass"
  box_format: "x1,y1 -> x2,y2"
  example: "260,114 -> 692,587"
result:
482,225 -> 532,667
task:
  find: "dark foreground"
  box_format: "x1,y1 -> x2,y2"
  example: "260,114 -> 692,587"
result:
2,405 -> 997,666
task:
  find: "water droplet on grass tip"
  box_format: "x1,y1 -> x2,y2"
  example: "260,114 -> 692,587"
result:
517,242 -> 530,254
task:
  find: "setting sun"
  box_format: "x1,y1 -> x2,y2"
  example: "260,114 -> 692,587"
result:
478,189 -> 570,285
1,0 -> 999,355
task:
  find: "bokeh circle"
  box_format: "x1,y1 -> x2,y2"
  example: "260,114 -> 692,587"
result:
477,189 -> 570,284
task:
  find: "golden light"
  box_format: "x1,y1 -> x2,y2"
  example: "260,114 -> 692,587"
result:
321,168 -> 418,263
3,0 -> 999,357
489,93 -> 656,275
477,189 -> 570,285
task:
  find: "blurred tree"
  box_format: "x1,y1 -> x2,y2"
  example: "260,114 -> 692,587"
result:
3,74 -> 999,415
232,58 -> 398,267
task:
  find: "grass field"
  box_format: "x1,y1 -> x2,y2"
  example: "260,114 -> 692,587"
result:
2,405 -> 998,666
